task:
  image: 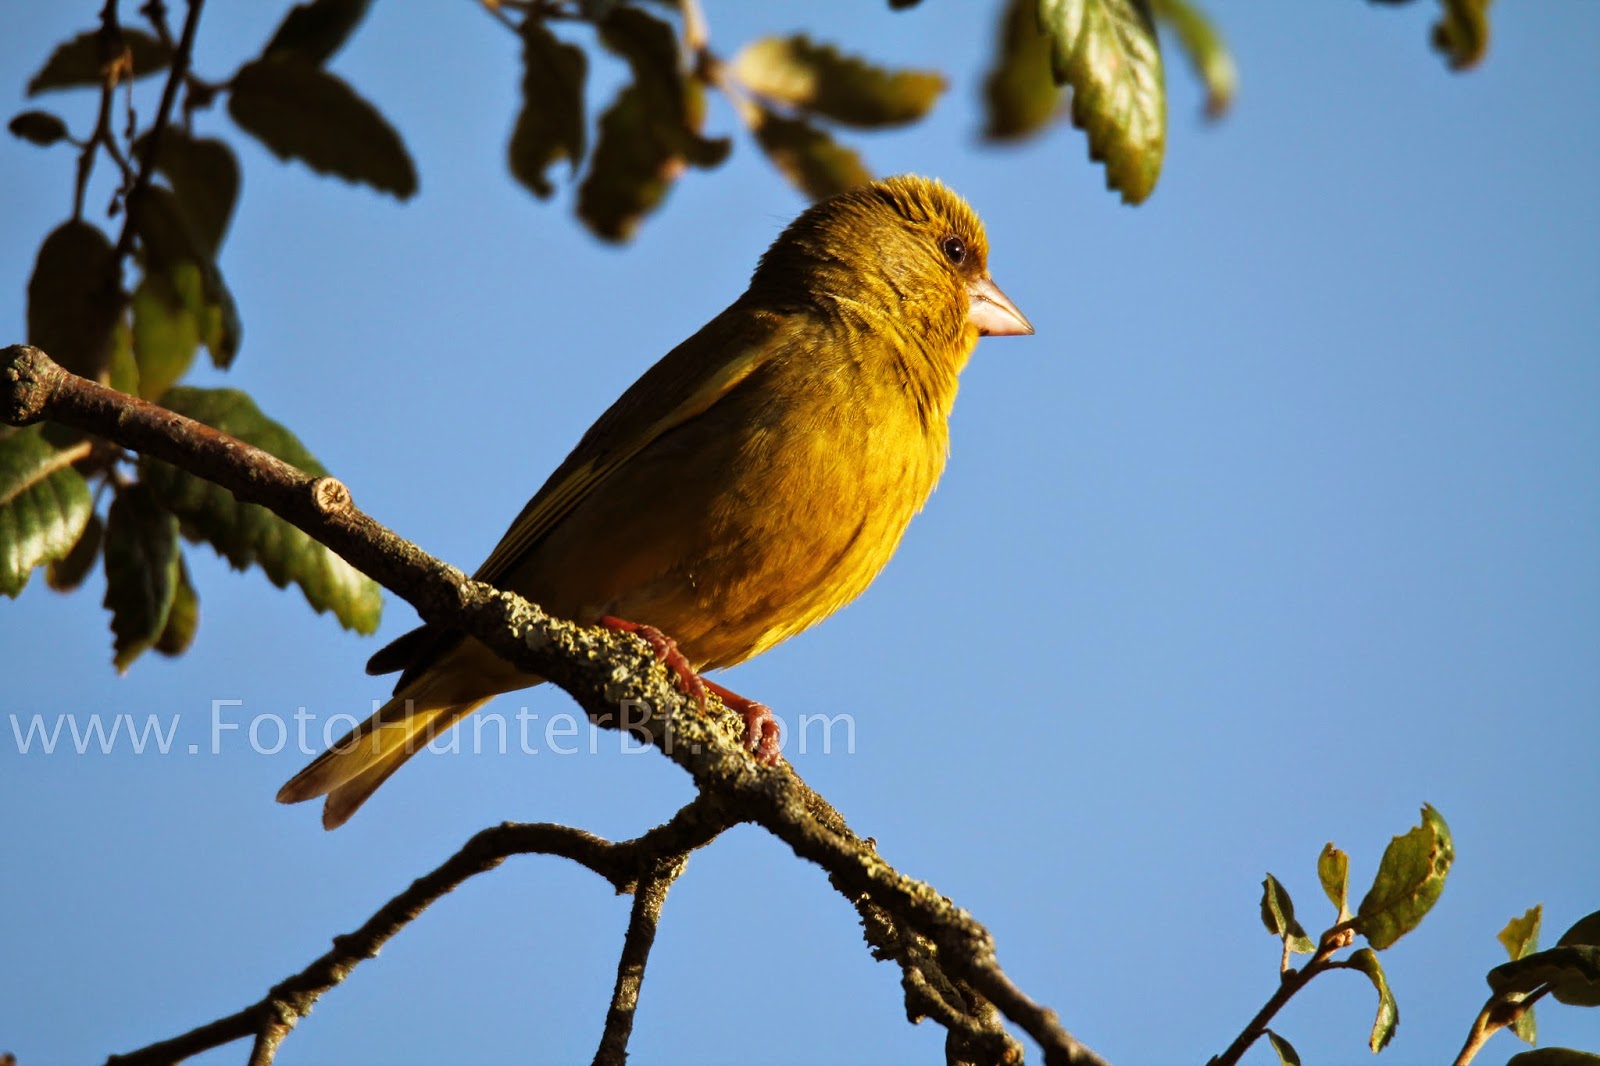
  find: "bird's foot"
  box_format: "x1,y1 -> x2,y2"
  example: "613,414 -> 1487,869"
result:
705,679 -> 783,765
596,616 -> 782,763
598,616 -> 707,705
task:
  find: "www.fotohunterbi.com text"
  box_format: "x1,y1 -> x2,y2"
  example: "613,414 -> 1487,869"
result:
8,699 -> 858,757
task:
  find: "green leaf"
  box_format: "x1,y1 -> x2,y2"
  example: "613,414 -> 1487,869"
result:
1433,0 -> 1492,71
1501,905 -> 1544,961
1259,873 -> 1315,954
130,269 -> 201,400
508,19 -> 587,199
131,185 -> 243,370
1513,1002 -> 1540,1045
1150,0 -> 1235,118
1318,843 -> 1350,920
1507,1051 -> 1600,1066
47,510 -> 103,592
263,0 -> 373,66
228,57 -> 417,199
1354,805 -> 1454,950
102,482 -> 180,672
139,387 -> 382,634
1489,945 -> 1600,1008
982,0 -> 1062,142
134,131 -> 241,256
154,555 -> 200,656
27,220 -> 123,381
1035,0 -> 1166,203
1263,1028 -> 1301,1066
1345,948 -> 1400,1052
577,7 -> 730,242
0,427 -> 93,598
749,106 -> 872,202
27,29 -> 171,95
731,35 -> 945,129
107,317 -> 140,395
9,110 -> 70,146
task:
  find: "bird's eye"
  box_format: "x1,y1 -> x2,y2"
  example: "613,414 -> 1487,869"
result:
941,235 -> 966,265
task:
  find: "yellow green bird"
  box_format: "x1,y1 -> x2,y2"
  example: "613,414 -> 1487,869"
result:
278,174 -> 1032,828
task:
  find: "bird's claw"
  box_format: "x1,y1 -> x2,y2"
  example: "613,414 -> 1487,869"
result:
599,616 -> 707,706
705,679 -> 782,765
597,616 -> 783,763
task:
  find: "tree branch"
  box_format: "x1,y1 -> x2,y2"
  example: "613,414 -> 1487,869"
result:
3,344 -> 1107,1066
593,853 -> 688,1066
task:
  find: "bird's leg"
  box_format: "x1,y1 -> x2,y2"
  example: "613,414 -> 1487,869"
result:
703,678 -> 782,765
596,616 -> 782,764
598,616 -> 707,705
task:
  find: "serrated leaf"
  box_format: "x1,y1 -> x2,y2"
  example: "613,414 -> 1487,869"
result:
1150,0 -> 1235,118
982,0 -> 1062,142
1354,805 -> 1454,950
1433,0 -> 1491,71
732,35 -> 944,129
138,387 -> 381,634
577,7 -> 729,242
749,106 -> 871,202
1260,874 -> 1315,954
1036,0 -> 1166,203
131,269 -> 201,400
27,220 -> 123,381
102,482 -> 180,672
1501,906 -> 1544,961
134,131 -> 241,256
1264,1028 -> 1301,1066
1318,843 -> 1350,920
1345,948 -> 1400,1052
47,510 -> 104,592
28,29 -> 171,95
1507,1051 -> 1600,1066
509,19 -> 587,199
228,57 -> 417,199
154,555 -> 200,656
9,110 -> 70,146
1489,945 -> 1600,1008
263,0 -> 372,66
131,185 -> 242,370
0,427 -> 94,598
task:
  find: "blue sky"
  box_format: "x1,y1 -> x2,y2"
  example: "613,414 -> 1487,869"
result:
2,3 -> 1597,1064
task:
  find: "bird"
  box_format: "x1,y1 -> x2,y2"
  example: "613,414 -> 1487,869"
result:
277,174 -> 1033,829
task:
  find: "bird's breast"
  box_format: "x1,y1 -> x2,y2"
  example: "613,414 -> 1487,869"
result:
516,329 -> 959,672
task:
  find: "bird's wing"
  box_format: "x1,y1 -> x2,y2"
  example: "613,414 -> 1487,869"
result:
471,301 -> 780,586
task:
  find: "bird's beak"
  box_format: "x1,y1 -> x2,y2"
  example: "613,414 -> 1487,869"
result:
965,275 -> 1034,337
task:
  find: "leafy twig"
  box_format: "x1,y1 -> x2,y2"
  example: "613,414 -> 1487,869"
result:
111,0 -> 203,260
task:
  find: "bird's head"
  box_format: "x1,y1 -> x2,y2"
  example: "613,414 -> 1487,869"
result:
749,175 -> 1033,352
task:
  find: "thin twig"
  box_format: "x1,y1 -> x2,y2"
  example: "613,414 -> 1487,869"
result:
593,854 -> 688,1066
112,0 -> 204,260
105,797 -> 738,1066
1211,928 -> 1354,1066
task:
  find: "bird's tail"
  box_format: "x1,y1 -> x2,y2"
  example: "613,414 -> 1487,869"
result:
276,691 -> 488,830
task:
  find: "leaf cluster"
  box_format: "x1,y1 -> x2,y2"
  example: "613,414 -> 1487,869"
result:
4,0 -> 384,668
1216,808 -> 1598,1066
